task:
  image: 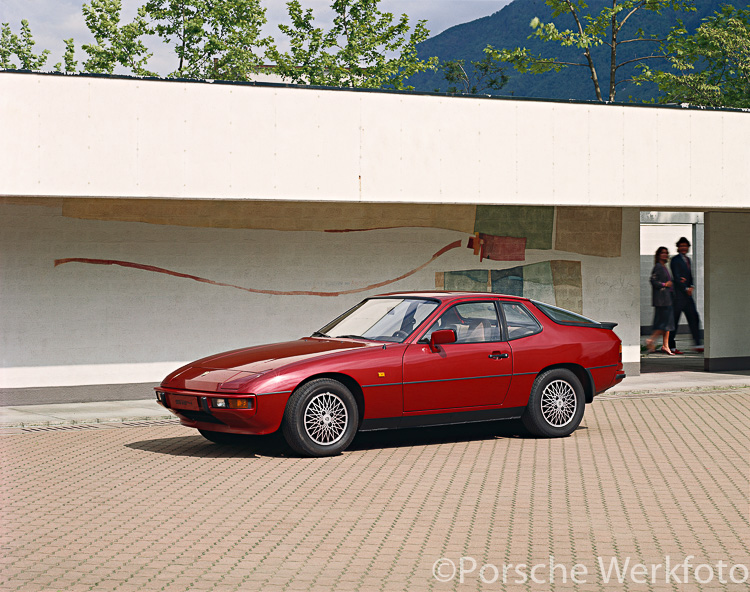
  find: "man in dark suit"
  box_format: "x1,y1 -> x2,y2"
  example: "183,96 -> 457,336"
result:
669,237 -> 703,353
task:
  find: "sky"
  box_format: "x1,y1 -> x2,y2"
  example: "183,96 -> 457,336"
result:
0,1 -> 511,74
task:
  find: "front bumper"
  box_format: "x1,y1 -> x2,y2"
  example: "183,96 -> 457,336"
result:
155,388 -> 286,435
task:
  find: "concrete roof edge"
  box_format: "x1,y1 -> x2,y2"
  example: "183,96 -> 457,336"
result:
2,68 -> 749,115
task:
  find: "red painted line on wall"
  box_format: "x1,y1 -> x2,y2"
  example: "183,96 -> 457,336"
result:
324,226 -> 400,233
54,240 -> 463,297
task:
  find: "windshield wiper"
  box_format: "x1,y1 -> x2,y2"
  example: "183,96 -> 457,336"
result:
335,334 -> 372,341
311,331 -> 330,338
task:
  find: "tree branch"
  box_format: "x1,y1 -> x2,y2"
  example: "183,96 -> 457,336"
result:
618,2 -> 647,30
618,37 -> 664,44
615,54 -> 667,70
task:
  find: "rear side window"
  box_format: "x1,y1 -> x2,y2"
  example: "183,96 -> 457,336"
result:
533,301 -> 599,326
423,302 -> 503,343
501,302 -> 542,340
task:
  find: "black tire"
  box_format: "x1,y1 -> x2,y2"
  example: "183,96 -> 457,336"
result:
282,378 -> 359,457
521,369 -> 585,437
198,429 -> 248,445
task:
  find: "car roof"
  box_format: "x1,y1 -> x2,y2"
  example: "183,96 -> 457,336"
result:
376,291 -> 531,303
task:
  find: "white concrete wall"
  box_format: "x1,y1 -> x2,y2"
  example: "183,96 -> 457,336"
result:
0,201 -> 641,387
1,72 -> 749,209
704,212 -> 750,370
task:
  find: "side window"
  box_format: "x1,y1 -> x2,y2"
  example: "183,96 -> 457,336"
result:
501,302 -> 542,340
423,302 -> 503,344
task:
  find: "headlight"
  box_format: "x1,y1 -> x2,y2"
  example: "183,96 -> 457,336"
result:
210,397 -> 254,410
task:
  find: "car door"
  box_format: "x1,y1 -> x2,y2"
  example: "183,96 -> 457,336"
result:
402,301 -> 513,412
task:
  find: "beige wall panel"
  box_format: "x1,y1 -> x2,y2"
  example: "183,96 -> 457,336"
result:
0,196 -> 62,208
704,212 -> 750,369
477,100 -> 518,201
551,104 -> 590,203
622,107 -> 658,203
689,111 -> 724,203
515,101 -> 555,202
2,73 -> 749,209
61,198 -> 477,232
587,107 -> 625,204
271,88 -> 361,200
225,86 -> 279,198
180,83 -> 235,198
721,113 -> 749,206
35,77 -> 92,193
133,81 -> 189,197
555,207 -> 622,257
432,98 -> 483,201
84,79 -> 143,196
380,95 -> 443,201
655,108 -> 692,202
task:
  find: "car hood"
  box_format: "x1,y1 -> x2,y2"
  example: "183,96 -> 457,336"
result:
194,338 -> 372,372
164,338 -> 373,391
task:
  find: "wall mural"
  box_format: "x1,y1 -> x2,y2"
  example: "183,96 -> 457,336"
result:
436,261 -> 583,313
37,198 -> 621,312
54,240 -> 463,298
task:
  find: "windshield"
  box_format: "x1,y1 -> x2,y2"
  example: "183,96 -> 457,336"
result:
315,298 -> 439,343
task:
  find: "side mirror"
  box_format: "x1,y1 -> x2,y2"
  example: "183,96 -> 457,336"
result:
429,329 -> 456,352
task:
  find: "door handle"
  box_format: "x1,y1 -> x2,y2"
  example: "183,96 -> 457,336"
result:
488,352 -> 509,359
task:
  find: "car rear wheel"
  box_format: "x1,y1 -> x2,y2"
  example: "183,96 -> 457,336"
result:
282,378 -> 359,457
522,369 -> 584,437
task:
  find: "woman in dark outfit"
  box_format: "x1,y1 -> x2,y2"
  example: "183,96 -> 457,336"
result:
646,246 -> 676,355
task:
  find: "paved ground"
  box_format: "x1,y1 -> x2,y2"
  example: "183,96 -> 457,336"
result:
1,389 -> 748,591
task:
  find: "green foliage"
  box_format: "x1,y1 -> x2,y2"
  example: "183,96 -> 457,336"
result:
442,54 -> 509,94
144,0 -> 270,80
637,4 -> 750,108
268,0 -> 437,89
82,0 -> 154,75
486,0 -> 695,102
0,20 -> 50,70
54,39 -> 78,73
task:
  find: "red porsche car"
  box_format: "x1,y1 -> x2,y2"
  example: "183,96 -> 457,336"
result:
156,292 -> 624,456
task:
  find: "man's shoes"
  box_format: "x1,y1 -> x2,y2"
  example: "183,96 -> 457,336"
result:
672,349 -> 684,355
694,347 -> 704,353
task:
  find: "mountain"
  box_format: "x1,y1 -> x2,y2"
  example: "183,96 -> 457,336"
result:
409,0 -> 732,102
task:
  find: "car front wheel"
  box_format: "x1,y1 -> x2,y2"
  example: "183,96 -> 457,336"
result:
282,378 -> 359,457
522,369 -> 584,437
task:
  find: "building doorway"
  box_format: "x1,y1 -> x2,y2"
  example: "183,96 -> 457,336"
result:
639,212 -> 704,373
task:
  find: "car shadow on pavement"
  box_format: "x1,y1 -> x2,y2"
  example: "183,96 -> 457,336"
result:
125,420 -> 581,458
125,431 -> 294,458
349,420 -> 549,452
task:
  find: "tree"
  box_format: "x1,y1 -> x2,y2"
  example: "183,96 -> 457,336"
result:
82,0 -> 154,75
486,0 -> 695,102
0,20 -> 50,70
441,55 -> 509,95
637,4 -> 750,108
144,0 -> 270,80
54,39 -> 78,74
268,0 -> 437,89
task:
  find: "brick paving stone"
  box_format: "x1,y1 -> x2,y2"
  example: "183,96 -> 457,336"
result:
1,390 -> 748,591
